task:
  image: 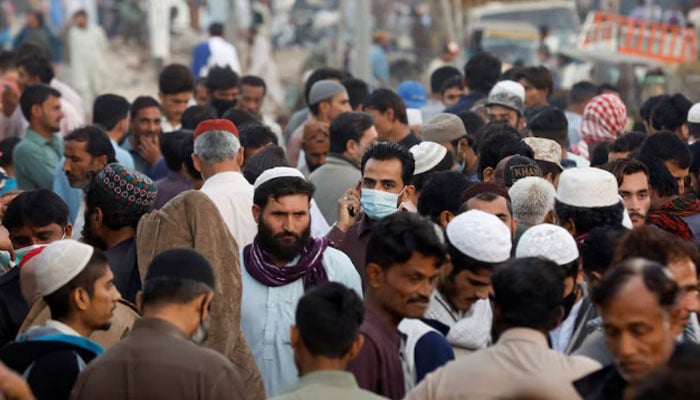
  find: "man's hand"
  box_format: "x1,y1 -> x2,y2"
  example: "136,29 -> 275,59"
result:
0,362 -> 34,400
335,187 -> 361,233
138,136 -> 162,166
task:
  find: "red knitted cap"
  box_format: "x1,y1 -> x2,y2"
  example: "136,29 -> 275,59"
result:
193,119 -> 239,141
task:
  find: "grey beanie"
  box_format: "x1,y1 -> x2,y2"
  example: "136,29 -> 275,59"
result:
422,113 -> 467,143
308,80 -> 347,106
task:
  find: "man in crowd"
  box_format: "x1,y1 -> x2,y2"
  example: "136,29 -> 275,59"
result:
158,64 -> 194,133
417,170 -> 471,228
649,93 -> 692,141
407,257 -> 600,399
191,23 -> 242,78
461,183 -> 518,238
154,130 -> 198,209
421,66 -> 461,121
608,132 -> 646,162
485,80 -> 525,130
639,131 -> 691,193
67,9 -> 109,110
83,163 -> 157,303
515,66 -> 552,115
508,177 -> 556,227
271,282 -> 384,399
363,89 -> 421,148
92,94 -> 135,169
122,96 -> 165,179
347,212 -> 446,400
236,75 -> 284,146
564,81 -> 597,148
310,112 -> 378,223
575,94 -> 627,159
574,259 -> 700,399
445,52 -> 501,114
193,119 -> 257,248
241,167 -> 361,396
327,142 -> 415,283
0,189 -> 71,347
13,84 -> 63,190
529,106 -> 589,168
476,123 -> 534,182
206,66 -> 240,117
1,240 -> 121,400
611,159 -> 651,228
299,122 -> 330,177
71,248 -> 247,400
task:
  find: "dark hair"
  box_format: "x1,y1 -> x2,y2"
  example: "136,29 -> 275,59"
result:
341,77 -> 370,110
688,122 -> 700,140
476,123 -> 534,180
206,66 -> 239,91
536,160 -> 562,181
142,277 -> 212,307
461,191 -> 513,217
516,66 -> 553,96
19,84 -> 61,121
417,171 -> 472,224
0,51 -> 15,73
611,158 -> 648,187
528,107 -> 569,147
303,67 -> 345,105
441,75 -> 464,94
129,96 -> 161,119
221,108 -> 257,129
413,151 -> 454,192
17,55 -> 54,83
640,131 -> 691,170
598,83 -> 620,95
569,81 -> 597,104
181,105 -> 217,130
240,75 -> 267,94
64,126 -> 117,162
691,141 -> 700,175
159,64 -> 194,95
93,94 -> 130,131
44,249 -> 109,320
592,258 -> 679,310
554,199 -> 624,235
637,155 -> 679,197
650,94 -> 692,132
239,123 -> 277,150
430,66 -> 461,94
363,89 -> 408,125
295,282 -> 364,358
361,142 -> 415,187
448,241 -> 499,277
329,112 -> 374,154
253,177 -> 316,210
86,177 -> 150,230
613,225 -> 699,265
160,130 -> 194,172
590,142 -> 611,167
208,22 -> 224,36
640,95 -> 665,124
463,52 -> 502,93
366,212 -> 447,270
580,226 -> 629,280
456,110 -> 485,136
609,132 -> 646,154
0,137 -> 20,168
2,189 -> 69,230
492,257 -> 565,332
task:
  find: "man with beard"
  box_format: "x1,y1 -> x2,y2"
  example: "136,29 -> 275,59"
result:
121,96 -> 166,179
83,163 -> 157,303
611,159 -> 651,228
71,248 -> 247,400
241,167 -> 362,396
13,84 -> 63,190
55,126 -> 115,238
347,212 -> 446,399
0,240 -> 121,400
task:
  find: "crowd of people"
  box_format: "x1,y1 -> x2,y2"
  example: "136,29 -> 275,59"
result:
0,4 -> 699,400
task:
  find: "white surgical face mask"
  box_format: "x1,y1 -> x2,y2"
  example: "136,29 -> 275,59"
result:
360,187 -> 405,220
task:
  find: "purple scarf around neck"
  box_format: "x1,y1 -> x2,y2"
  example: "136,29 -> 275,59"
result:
243,235 -> 331,291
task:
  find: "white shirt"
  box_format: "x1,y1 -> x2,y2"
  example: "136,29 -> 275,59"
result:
72,196 -> 86,240
160,118 -> 181,134
51,78 -> 85,119
45,319 -> 82,337
200,171 -> 257,249
240,247 -> 362,396
204,36 -> 242,76
425,290 -> 465,328
550,297 -> 584,353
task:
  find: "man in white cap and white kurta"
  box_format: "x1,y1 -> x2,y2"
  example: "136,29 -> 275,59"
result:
240,167 -> 362,397
425,210 -> 512,355
0,240 -> 121,400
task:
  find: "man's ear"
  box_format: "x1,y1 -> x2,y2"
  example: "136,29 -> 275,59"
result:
135,291 -> 144,314
252,204 -> 261,222
236,146 -> 245,167
438,210 -> 454,229
191,153 -> 202,172
73,287 -> 91,312
290,325 -> 301,352
94,155 -> 109,170
158,93 -> 165,104
561,218 -> 576,237
93,208 -> 104,228
385,108 -> 395,123
365,263 -> 385,289
345,139 -> 358,155
64,223 -> 73,239
543,209 -> 556,224
31,104 -> 42,120
345,334 -> 365,361
482,167 -> 495,182
401,185 -> 416,203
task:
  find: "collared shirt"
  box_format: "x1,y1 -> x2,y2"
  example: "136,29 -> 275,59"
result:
160,118 -> 181,134
45,319 -> 81,337
14,128 -> 64,190
270,370 -> 388,400
347,307 -> 406,400
406,328 -> 602,400
327,214 -> 374,287
240,247 -> 362,397
71,317 -> 247,400
551,297 -> 584,353
200,171 -> 257,249
153,172 -> 193,209
309,154 -> 361,224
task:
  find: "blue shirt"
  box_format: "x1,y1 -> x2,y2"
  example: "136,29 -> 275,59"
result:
14,129 -> 63,190
241,247 -> 363,396
370,44 -> 389,87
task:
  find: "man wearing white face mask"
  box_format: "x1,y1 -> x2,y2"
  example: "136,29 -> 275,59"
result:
71,248 -> 248,400
328,142 -> 416,287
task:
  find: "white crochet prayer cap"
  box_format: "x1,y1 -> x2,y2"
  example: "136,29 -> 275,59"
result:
254,167 -> 306,189
410,142 -> 448,175
556,167 -> 619,208
34,240 -> 94,296
446,210 -> 512,263
515,223 -> 579,265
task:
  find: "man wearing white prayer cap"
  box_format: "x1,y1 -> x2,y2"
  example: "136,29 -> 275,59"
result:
516,224 -> 596,354
241,167 -> 362,396
0,240 -> 120,400
425,210 -> 512,352
554,167 -> 626,243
